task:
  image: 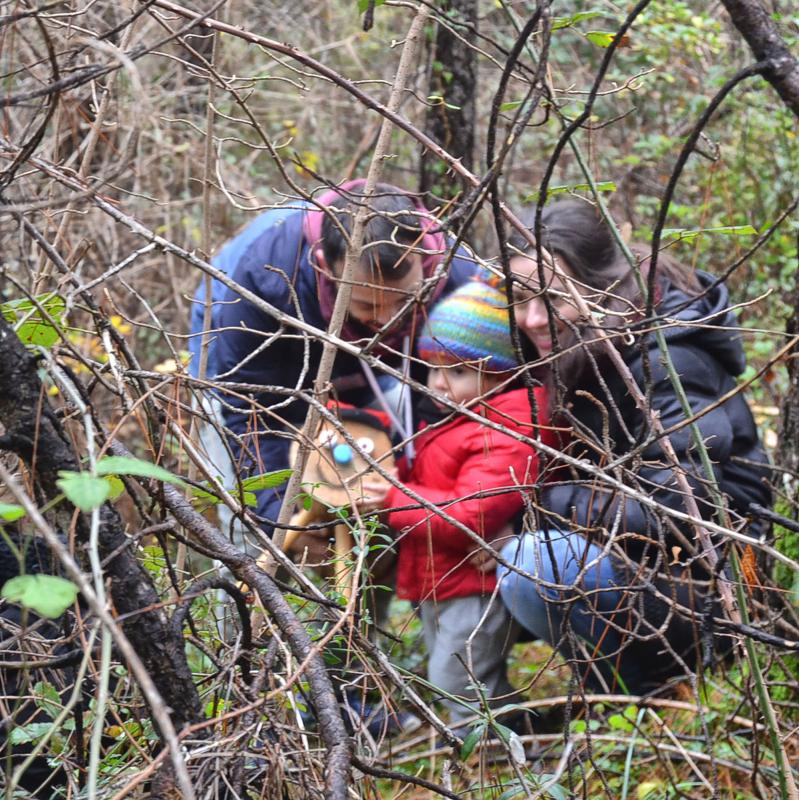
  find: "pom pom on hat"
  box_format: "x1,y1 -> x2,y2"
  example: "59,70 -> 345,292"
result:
418,280 -> 518,372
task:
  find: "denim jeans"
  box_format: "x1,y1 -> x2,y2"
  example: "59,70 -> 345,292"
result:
498,531 -> 650,694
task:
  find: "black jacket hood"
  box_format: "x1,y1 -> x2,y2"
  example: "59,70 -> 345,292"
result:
654,269 -> 746,377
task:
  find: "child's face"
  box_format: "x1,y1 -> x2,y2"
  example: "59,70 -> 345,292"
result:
426,360 -> 505,408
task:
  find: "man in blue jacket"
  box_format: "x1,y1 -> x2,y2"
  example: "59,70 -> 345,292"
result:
189,180 -> 480,550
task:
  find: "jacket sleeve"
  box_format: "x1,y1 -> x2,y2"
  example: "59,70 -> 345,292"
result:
386,427 -> 538,553
543,342 -> 756,541
213,221 -> 310,533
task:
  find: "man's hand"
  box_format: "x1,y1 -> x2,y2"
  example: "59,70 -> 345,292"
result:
286,529 -> 333,565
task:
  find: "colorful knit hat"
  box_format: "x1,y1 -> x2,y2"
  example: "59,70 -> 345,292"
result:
418,280 -> 518,372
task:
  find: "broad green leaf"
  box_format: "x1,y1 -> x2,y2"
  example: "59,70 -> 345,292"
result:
585,30 -> 615,47
460,722 -> 486,759
8,722 -> 53,746
1,293 -> 66,322
240,470 -> 293,492
95,455 -> 185,485
499,100 -> 523,112
2,574 -> 79,619
662,224 -> 758,241
551,10 -> 602,30
33,681 -> 63,716
1,293 -> 66,349
15,321 -> 60,347
57,471 -> 110,512
0,503 -> 26,522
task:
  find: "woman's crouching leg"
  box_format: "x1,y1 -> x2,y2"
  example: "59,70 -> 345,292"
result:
498,531 -> 647,694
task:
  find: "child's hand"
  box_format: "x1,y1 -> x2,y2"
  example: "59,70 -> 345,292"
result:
469,522 -> 517,573
356,476 -> 394,514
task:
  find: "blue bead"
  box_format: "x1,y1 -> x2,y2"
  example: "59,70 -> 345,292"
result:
332,443 -> 354,465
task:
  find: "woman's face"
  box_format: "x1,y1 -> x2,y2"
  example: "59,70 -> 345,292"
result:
509,254 -> 583,356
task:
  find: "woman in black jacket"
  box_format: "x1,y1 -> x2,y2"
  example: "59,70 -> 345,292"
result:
497,199 -> 772,694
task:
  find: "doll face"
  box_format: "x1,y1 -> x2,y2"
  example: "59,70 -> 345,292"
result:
306,418 -> 394,505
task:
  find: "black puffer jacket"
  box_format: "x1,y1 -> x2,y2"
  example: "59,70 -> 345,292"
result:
543,270 -> 772,559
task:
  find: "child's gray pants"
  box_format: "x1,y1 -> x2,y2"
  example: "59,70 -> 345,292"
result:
420,593 -> 520,728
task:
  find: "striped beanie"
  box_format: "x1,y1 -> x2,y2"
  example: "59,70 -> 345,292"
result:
418,280 -> 518,372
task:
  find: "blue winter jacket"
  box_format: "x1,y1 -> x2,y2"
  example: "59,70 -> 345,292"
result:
190,205 -> 480,531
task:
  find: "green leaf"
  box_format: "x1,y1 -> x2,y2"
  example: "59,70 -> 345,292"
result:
608,712 -> 634,732
2,293 -> 66,318
0,503 -> 26,522
585,30 -> 616,47
2,574 -> 79,619
57,471 -> 110,512
524,181 -> 616,203
192,484 -> 257,508
499,100 -> 523,112
95,455 -> 185,486
191,486 -> 222,506
499,784 -> 527,800
551,10 -> 602,30
662,225 -> 758,241
104,475 -> 126,501
1,293 -> 66,348
460,722 -> 486,759
543,781 -> 571,800
357,0 -> 385,13
491,721 -> 514,743
15,321 -> 61,347
8,722 -> 53,746
33,681 -> 63,716
241,470 -> 293,492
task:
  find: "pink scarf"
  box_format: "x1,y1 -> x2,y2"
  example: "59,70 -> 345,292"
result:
301,179 -> 453,350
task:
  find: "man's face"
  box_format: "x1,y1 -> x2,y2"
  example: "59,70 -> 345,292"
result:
344,255 -> 424,332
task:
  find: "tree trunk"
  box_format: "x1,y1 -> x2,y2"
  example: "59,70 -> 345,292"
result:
0,314 -> 203,736
419,0 -> 477,211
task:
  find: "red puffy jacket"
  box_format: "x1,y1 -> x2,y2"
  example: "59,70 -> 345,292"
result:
387,387 -> 557,603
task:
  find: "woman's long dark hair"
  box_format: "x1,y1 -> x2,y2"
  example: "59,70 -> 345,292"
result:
508,199 -> 700,401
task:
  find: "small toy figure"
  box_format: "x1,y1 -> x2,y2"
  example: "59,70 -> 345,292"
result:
281,404 -> 396,599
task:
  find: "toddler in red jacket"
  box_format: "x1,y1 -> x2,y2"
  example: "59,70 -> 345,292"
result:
362,280 -> 554,729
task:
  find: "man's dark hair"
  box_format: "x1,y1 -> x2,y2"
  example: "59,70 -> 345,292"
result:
320,184 -> 424,281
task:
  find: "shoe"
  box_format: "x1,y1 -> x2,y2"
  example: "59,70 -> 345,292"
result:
343,694 -> 423,738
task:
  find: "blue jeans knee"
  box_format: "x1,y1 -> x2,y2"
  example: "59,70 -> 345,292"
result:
498,531 -> 646,693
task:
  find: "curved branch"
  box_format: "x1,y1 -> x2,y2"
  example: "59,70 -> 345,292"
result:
720,0 -> 799,118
